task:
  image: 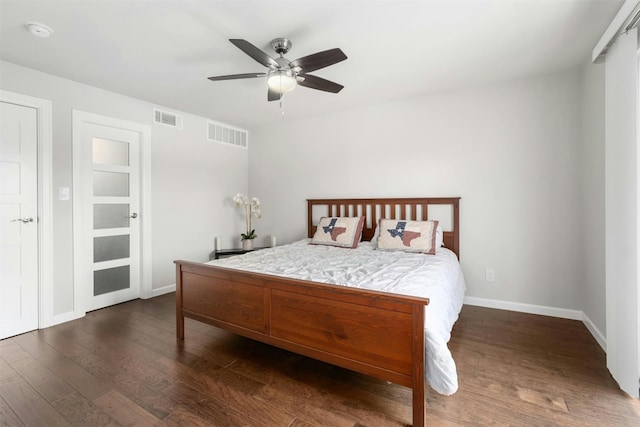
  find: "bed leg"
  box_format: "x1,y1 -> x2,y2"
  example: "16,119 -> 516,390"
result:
413,385 -> 425,427
412,303 -> 426,427
176,262 -> 185,340
177,312 -> 184,340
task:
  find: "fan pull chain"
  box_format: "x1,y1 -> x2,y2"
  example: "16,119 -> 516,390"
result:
280,95 -> 285,118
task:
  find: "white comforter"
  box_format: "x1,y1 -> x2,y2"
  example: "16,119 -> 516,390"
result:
208,239 -> 466,395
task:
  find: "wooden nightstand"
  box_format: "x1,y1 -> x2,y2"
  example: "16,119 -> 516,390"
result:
212,247 -> 266,260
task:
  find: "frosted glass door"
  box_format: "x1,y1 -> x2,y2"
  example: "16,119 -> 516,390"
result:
79,120 -> 141,312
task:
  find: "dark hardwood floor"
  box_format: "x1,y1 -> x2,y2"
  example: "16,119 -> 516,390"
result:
1,293 -> 639,426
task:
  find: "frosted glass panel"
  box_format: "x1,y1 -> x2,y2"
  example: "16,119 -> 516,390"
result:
94,204 -> 129,229
93,171 -> 129,196
94,235 -> 130,262
94,265 -> 129,296
93,138 -> 129,166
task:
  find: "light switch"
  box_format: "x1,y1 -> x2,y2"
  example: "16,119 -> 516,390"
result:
58,187 -> 70,201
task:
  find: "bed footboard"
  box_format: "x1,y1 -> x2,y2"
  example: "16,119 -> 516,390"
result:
175,260 -> 429,427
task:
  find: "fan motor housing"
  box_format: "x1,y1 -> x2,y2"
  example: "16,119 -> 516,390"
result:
271,38 -> 292,55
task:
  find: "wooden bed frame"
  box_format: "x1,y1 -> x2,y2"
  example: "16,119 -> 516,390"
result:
175,197 -> 460,427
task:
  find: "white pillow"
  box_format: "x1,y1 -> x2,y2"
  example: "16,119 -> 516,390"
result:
376,219 -> 440,254
310,216 -> 365,248
371,220 -> 444,248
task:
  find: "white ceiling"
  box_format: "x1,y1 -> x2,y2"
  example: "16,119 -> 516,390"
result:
0,0 -> 623,129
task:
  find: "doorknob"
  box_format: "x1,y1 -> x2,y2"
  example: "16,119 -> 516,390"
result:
11,217 -> 34,223
130,213 -> 138,219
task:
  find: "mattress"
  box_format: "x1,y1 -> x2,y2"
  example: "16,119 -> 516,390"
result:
208,239 -> 466,395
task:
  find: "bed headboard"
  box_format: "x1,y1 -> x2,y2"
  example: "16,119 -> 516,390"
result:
307,197 -> 460,259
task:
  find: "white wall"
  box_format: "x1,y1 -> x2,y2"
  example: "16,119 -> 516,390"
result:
150,112 -> 249,291
249,68 -> 583,311
0,57 -> 598,323
580,60 -> 606,341
0,60 -> 248,318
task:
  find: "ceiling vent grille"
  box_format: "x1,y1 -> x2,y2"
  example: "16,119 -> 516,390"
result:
153,109 -> 183,129
207,120 -> 248,148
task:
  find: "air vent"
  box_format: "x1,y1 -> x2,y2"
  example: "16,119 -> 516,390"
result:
153,109 -> 183,129
207,120 -> 248,148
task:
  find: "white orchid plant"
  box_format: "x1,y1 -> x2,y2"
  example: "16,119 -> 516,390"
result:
233,193 -> 262,240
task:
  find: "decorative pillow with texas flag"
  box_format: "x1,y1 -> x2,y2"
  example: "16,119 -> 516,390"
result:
376,219 -> 439,254
310,216 -> 365,248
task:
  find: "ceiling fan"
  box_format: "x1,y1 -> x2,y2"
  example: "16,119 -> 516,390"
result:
208,38 -> 347,101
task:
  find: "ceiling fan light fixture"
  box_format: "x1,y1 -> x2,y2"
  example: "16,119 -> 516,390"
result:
267,70 -> 297,93
208,38 -> 347,102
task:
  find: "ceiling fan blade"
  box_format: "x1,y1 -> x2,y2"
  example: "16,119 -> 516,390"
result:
298,74 -> 344,93
208,72 -> 267,81
229,39 -> 279,68
290,48 -> 347,73
268,88 -> 282,102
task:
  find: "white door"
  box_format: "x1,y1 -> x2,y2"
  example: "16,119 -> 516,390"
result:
0,101 -> 38,339
77,118 -> 141,312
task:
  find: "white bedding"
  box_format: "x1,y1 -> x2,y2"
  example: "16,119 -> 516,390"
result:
207,239 -> 466,395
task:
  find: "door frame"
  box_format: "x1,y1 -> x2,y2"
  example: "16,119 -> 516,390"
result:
0,90 -> 54,329
72,110 -> 152,318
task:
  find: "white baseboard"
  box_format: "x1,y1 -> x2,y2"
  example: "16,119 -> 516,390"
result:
143,283 -> 176,299
50,286 -> 174,328
464,296 -> 606,351
581,312 -> 607,351
52,310 -> 84,327
464,296 -> 582,320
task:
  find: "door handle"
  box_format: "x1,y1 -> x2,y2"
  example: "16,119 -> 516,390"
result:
130,213 -> 138,219
11,217 -> 34,223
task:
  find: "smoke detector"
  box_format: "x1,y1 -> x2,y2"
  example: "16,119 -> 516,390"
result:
25,21 -> 53,38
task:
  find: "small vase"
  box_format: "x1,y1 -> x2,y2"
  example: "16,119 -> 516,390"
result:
242,239 -> 254,250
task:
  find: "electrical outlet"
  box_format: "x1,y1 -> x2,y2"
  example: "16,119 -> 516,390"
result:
485,268 -> 495,282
